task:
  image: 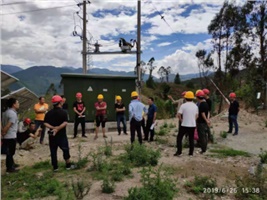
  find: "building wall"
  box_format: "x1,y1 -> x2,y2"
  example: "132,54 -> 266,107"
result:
61,74 -> 136,122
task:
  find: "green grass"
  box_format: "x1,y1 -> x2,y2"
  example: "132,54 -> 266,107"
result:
1,167 -> 69,200
209,148 -> 250,158
220,131 -> 228,138
259,149 -> 267,164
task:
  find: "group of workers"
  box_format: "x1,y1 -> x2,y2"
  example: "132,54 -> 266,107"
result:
1,88 -> 238,172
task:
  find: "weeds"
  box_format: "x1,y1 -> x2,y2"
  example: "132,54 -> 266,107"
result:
235,163 -> 267,200
184,175 -> 223,199
103,137 -> 113,157
75,144 -> 89,169
169,123 -> 176,128
32,160 -> 51,169
259,148 -> 267,164
2,169 -> 67,199
155,136 -> 168,145
71,178 -> 91,199
124,165 -> 178,200
88,150 -> 107,172
209,148 -> 250,158
220,131 -> 228,138
121,142 -> 161,167
101,177 -> 115,194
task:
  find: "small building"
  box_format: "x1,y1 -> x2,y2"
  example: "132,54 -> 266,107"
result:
60,73 -> 137,122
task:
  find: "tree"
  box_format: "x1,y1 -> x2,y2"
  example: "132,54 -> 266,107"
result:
174,73 -> 181,84
195,50 -> 214,87
165,66 -> 171,82
147,57 -> 156,78
157,66 -> 165,82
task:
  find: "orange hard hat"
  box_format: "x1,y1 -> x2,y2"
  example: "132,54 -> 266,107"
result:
229,92 -> 236,98
196,90 -> 205,98
202,88 -> 210,95
52,95 -> 63,104
76,92 -> 82,98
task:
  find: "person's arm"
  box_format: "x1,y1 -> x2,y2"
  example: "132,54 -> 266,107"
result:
153,112 -> 157,123
18,122 -> 24,133
178,113 -> 182,121
201,112 -> 210,126
2,122 -> 12,136
44,122 -> 67,136
116,106 -> 125,112
167,95 -> 179,104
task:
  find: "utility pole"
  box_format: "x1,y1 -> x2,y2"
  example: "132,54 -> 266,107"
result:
136,0 -> 141,95
82,0 -> 87,74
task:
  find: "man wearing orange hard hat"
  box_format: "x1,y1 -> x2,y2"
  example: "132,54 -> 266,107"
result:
73,92 -> 87,138
227,92 -> 239,136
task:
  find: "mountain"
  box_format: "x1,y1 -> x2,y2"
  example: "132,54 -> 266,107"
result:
4,65 -> 205,96
1,64 -> 23,74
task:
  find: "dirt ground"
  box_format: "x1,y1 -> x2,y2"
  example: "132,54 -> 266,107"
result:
1,109 -> 267,200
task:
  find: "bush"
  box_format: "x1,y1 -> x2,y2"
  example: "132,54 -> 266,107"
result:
146,77 -> 155,89
71,178 -> 91,199
121,142 -> 161,167
88,151 -> 107,172
220,131 -> 228,138
259,149 -> 267,164
184,176 -> 222,199
235,163 -> 267,200
75,144 -> 89,169
124,165 -> 178,200
103,137 -> 113,157
101,177 -> 115,194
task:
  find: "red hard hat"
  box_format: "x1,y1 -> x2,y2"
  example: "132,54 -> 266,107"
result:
229,92 -> 236,98
181,91 -> 187,96
76,92 -> 82,98
196,90 -> 205,97
23,118 -> 31,125
52,95 -> 63,103
202,88 -> 210,95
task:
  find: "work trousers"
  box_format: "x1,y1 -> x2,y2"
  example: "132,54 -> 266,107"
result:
130,118 -> 142,144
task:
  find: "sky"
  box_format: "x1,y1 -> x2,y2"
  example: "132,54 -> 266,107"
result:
1,0 -> 244,76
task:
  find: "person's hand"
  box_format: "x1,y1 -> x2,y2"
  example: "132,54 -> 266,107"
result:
167,95 -> 172,99
206,119 -> 211,127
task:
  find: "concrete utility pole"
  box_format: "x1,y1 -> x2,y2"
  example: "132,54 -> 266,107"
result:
82,0 -> 87,74
136,0 -> 141,95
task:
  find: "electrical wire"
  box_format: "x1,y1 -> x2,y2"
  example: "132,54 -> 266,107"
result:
1,2 -> 29,6
1,4 -> 76,15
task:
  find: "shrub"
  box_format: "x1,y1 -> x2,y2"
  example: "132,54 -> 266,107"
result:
101,177 -> 115,194
88,151 -> 107,172
259,149 -> 267,164
124,165 -> 178,200
184,176 -> 222,199
235,163 -> 267,199
103,137 -> 113,157
75,144 -> 89,169
121,142 -> 161,167
220,131 -> 228,138
71,178 -> 91,199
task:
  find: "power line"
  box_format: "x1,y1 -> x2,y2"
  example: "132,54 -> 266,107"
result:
1,4 -> 76,15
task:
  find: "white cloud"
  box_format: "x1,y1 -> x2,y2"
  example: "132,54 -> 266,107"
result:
158,42 -> 172,47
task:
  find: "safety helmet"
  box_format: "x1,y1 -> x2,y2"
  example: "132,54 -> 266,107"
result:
229,92 -> 236,98
202,88 -> 210,95
195,89 -> 202,95
131,91 -> 138,97
23,118 -> 31,125
76,92 -> 82,98
97,94 -> 104,99
116,96 -> 122,100
196,90 -> 205,98
52,95 -> 63,104
184,91 -> 194,99
181,91 -> 187,97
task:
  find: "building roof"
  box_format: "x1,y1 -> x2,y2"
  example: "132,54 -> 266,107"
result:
1,87 -> 38,112
61,73 -> 137,79
1,70 -> 19,90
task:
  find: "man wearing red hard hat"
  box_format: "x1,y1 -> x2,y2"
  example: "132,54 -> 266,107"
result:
227,92 -> 239,136
44,95 -> 74,171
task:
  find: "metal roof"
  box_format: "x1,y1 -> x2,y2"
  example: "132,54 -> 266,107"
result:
1,70 -> 19,90
1,87 -> 38,112
61,73 -> 137,79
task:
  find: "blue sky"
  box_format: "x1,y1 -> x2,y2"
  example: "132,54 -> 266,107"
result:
1,0 -> 244,76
